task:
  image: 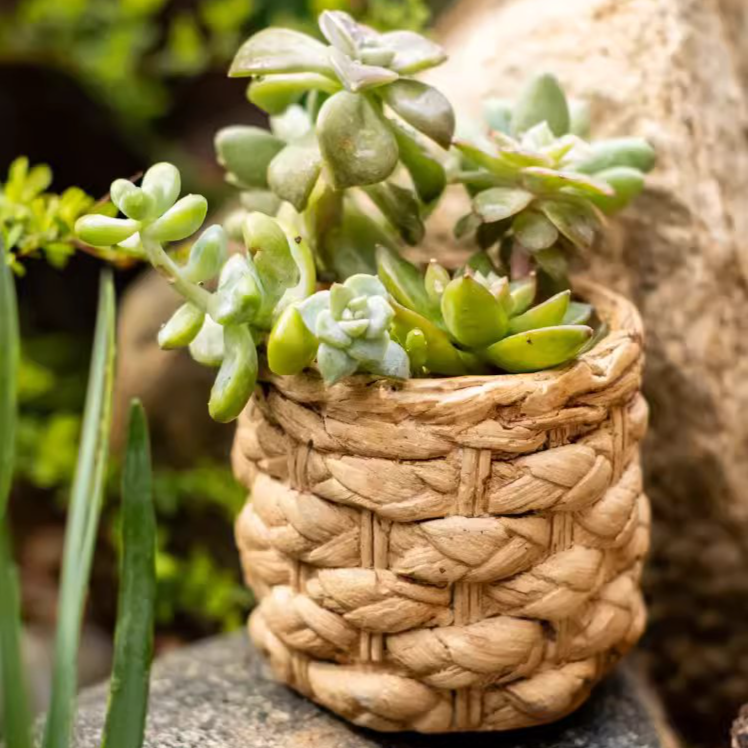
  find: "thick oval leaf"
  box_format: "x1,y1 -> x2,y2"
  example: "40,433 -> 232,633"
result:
484,98 -> 513,134
208,325 -> 258,423
381,80 -> 454,149
484,324 -> 591,373
390,121 -> 446,204
158,303 -> 205,349
317,343 -> 358,384
269,104 -> 313,142
317,91 -> 399,189
588,166 -> 646,214
182,224 -> 228,283
146,194 -> 207,243
405,327 -> 428,370
474,187 -> 534,223
441,276 -> 508,348
267,144 -> 322,212
230,28 -> 334,77
141,163 -> 180,216
453,140 -> 516,180
215,126 -> 285,189
509,275 -> 537,316
379,30 -> 447,74
375,245 -> 436,321
363,182 -> 424,245
319,10 -> 360,56
508,290 -> 570,334
521,167 -> 615,197
110,180 -> 154,221
573,137 -> 655,174
267,305 -> 318,376
210,255 -> 262,326
538,199 -> 600,249
248,73 -> 339,115
512,210 -> 558,251
75,215 -> 139,247
511,73 -> 570,137
329,47 -> 398,93
189,317 -> 224,366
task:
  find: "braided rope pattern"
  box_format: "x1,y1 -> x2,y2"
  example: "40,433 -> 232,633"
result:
232,281 -> 650,733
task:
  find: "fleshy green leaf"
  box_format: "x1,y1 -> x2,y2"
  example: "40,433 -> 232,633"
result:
563,301 -> 593,325
510,73 -> 570,137
474,187 -> 534,223
229,27 -> 334,77
317,91 -> 399,189
509,275 -> 537,316
390,121 -> 447,204
441,276 -> 508,348
538,200 -> 600,248
141,163 -> 181,216
371,339 -> 410,379
588,166 -> 646,214
248,73 -> 340,115
453,140 -> 516,180
158,303 -> 205,349
379,30 -> 447,74
375,245 -> 436,320
210,255 -> 262,326
512,210 -> 559,251
75,215 -> 140,247
208,325 -> 257,422
425,261 -> 450,303
182,224 -> 228,283
521,167 -> 614,197
572,137 -> 656,174
484,98 -> 513,134
484,324 -> 591,373
100,400 -> 155,748
317,343 -> 357,384
267,143 -> 322,212
363,182 -> 424,245
215,126 -> 285,189
146,194 -> 208,243
267,305 -> 318,376
319,10 -> 361,56
381,80 -> 454,149
329,47 -> 398,93
508,290 -> 570,334
189,317 -> 224,366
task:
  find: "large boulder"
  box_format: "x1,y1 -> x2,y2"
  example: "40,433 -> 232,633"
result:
424,0 -> 748,742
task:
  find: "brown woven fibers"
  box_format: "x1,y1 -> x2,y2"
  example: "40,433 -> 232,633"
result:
232,280 -> 650,733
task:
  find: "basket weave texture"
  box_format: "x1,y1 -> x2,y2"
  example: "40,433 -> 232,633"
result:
232,281 -> 650,733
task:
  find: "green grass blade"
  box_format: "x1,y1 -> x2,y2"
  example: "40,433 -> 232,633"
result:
43,271 -> 116,748
0,256 -> 33,748
101,400 -> 155,748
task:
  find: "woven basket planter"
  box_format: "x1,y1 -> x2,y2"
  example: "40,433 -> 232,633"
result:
232,280 -> 650,733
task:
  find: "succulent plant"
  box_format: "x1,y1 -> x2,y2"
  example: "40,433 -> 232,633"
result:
452,73 -> 655,287
268,274 -> 409,385
75,163 -> 316,422
377,246 -> 595,375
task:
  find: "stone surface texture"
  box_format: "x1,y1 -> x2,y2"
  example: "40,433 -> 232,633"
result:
73,634 -> 665,748
422,0 -> 748,743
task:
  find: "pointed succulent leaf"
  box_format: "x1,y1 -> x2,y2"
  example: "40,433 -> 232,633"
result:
267,143 -> 322,212
441,276 -> 508,348
182,225 -> 228,283
319,11 -> 360,56
363,294 -> 393,338
215,126 -> 285,189
569,100 -> 591,138
146,194 -> 207,242
316,309 -> 352,348
209,255 -> 262,325
274,231 -> 316,319
404,328 -> 428,370
454,212 -> 482,239
329,47 -> 398,93
453,140 -> 516,180
375,245 -> 435,320
158,303 -> 205,349
510,73 -> 570,137
378,31 -> 447,74
339,319 -> 369,337
270,104 -> 313,142
563,301 -> 593,325
508,290 -> 570,334
347,335 -> 388,364
110,180 -> 154,221
359,47 -> 396,67
189,316 -> 224,366
230,28 -> 334,77
425,262 -> 451,303
484,98 -> 513,134
538,200 -> 600,248
317,91 -> 399,189
381,80 -> 454,149
208,324 -> 257,423
464,251 -> 497,277
534,246 -> 569,285
297,290 -> 331,331
75,215 -> 139,247
371,339 -> 410,379
141,163 -> 181,216
521,167 -> 614,197
363,182 -> 424,245
572,137 -> 655,174
267,305 -> 318,375
474,187 -> 534,223
248,73 -> 340,115
509,275 -> 537,316
317,343 -> 358,384
390,121 -> 446,204
587,166 -> 646,214
483,324 -> 591,373
519,122 -> 556,151
512,210 -> 559,251
330,282 -> 355,318
345,274 -> 387,298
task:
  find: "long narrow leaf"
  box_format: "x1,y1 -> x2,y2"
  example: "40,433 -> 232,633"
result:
43,271 -> 116,748
0,254 -> 33,748
101,400 -> 155,748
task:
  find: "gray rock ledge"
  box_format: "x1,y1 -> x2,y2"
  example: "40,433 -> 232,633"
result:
73,634 -> 664,748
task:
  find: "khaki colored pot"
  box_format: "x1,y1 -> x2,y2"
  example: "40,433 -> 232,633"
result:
232,280 -> 649,733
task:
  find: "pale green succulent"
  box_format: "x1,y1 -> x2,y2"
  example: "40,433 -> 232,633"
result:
452,73 -> 655,287
269,274 -> 410,384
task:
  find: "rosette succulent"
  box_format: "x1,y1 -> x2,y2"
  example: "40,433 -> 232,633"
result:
377,246 -> 595,375
452,73 -> 655,286
269,274 -> 409,385
75,163 -> 316,422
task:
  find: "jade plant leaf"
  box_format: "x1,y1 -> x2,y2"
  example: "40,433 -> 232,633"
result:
317,91 -> 399,188
390,122 -> 447,204
247,73 -> 340,115
538,200 -> 599,248
588,166 -> 646,214
267,143 -> 322,212
229,28 -> 334,77
572,137 -> 656,174
520,167 -> 614,197
507,290 -> 570,334
181,225 -> 228,283
510,73 -> 570,137
363,182 -> 424,245
474,187 -> 534,223
329,47 -> 398,93
512,210 -> 558,251
158,303 -> 205,349
214,126 -> 285,188
381,80 -> 455,149
483,324 -> 591,373
378,31 -> 447,74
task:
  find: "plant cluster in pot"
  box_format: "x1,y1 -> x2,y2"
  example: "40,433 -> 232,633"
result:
75,10 -> 656,734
